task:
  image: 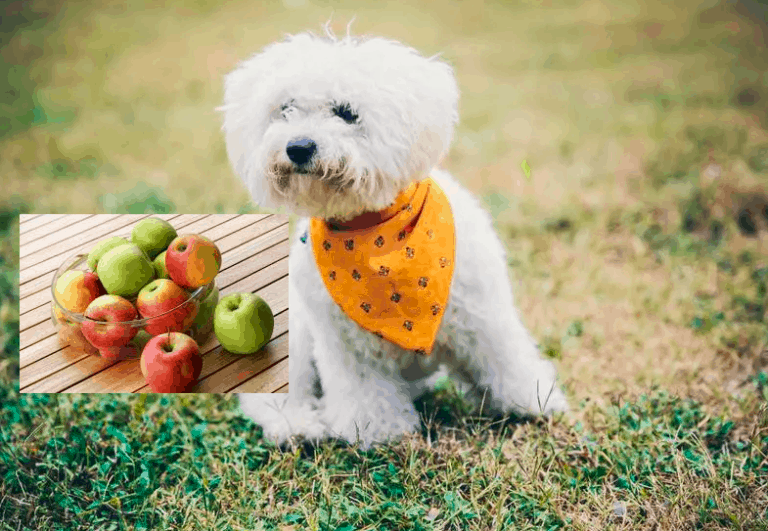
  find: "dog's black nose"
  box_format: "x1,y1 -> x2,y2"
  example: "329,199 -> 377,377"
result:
286,137 -> 317,166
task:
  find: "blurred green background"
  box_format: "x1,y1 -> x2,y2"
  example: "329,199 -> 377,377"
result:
1,0 -> 764,215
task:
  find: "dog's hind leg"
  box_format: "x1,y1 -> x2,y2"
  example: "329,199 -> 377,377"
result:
434,180 -> 569,418
443,297 -> 569,418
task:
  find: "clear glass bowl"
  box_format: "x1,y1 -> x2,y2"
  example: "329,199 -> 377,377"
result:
51,252 -> 218,360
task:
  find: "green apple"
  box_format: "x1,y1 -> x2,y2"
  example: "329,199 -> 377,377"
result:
213,293 -> 274,355
87,236 -> 130,271
153,251 -> 170,280
131,218 -> 177,260
97,244 -> 155,298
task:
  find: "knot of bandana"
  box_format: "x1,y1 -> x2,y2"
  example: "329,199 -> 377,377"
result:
310,178 -> 455,355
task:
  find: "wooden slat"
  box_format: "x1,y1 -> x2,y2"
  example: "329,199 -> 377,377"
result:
19,214 -> 66,233
273,383 -> 289,393
19,268 -> 288,393
19,214 -> 43,224
19,346 -> 92,391
20,334 -> 66,369
189,214 -> 272,243
218,231 -> 289,279
19,317 -> 57,347
21,351 -> 120,393
19,214 -> 95,250
21,214 -> 118,257
60,358 -> 144,394
228,354 -> 289,393
214,217 -> 287,255
20,304 -> 56,333
216,243 -> 289,291
198,333 -> 288,393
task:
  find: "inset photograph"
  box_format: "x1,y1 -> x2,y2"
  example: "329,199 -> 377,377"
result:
18,214 -> 288,393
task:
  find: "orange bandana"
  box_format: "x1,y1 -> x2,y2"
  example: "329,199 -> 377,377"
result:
310,177 -> 455,355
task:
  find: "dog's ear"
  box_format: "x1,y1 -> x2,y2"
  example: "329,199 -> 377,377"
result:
414,54 -> 459,165
221,36 -> 312,207
221,51 -> 272,207
356,38 -> 459,181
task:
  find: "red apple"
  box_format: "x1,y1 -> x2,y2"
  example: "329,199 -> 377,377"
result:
136,279 -> 198,336
165,234 -> 221,289
82,295 -> 138,349
54,270 -> 106,314
140,332 -> 202,392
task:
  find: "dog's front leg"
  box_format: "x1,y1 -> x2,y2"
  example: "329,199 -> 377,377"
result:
313,334 -> 421,449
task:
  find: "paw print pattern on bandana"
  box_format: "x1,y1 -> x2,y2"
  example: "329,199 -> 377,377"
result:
310,177 -> 456,355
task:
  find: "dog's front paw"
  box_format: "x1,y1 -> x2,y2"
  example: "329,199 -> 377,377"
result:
538,384 -> 569,416
238,394 -> 327,446
324,406 -> 421,449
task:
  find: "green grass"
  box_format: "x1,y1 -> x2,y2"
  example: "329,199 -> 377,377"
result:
3,0 -> 768,528
1,377 -> 766,529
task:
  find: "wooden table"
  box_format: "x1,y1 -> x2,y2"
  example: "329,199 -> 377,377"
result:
18,214 -> 290,394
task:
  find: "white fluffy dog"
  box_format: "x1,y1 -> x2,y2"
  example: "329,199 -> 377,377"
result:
222,28 -> 568,448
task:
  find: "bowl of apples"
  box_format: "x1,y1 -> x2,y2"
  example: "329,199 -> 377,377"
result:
50,218 -> 222,361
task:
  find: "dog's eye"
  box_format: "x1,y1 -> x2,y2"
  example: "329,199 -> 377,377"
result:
332,103 -> 359,124
280,102 -> 295,118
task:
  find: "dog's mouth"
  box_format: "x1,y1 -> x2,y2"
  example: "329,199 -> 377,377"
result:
264,155 -> 387,219
269,159 -> 353,193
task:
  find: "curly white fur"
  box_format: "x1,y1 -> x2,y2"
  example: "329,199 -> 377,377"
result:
222,29 -> 568,448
